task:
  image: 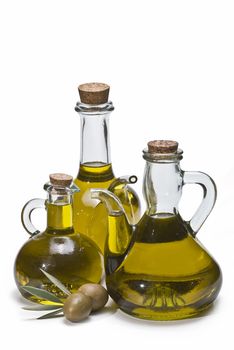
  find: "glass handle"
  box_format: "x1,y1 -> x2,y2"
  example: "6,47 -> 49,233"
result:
183,171 -> 217,235
21,198 -> 46,236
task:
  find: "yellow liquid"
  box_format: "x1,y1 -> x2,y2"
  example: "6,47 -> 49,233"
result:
73,162 -> 140,253
14,203 -> 103,304
47,202 -> 72,229
106,213 -> 222,320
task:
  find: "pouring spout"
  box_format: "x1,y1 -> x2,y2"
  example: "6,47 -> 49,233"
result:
91,189 -> 126,218
91,189 -> 133,267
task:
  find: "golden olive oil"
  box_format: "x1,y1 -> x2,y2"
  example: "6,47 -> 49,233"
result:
14,202 -> 103,304
73,162 -> 140,253
106,213 -> 222,320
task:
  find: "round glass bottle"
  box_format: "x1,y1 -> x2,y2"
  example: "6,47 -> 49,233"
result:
14,173 -> 103,304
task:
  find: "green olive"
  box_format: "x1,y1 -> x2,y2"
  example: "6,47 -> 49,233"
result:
63,292 -> 92,322
78,283 -> 109,311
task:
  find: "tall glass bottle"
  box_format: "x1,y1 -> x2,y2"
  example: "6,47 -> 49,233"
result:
73,83 -> 140,253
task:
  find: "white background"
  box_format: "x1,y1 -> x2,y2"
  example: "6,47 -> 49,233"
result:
1,0 -> 234,349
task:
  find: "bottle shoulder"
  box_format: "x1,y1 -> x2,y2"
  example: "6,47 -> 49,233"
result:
16,230 -> 101,254
134,213 -> 189,243
76,163 -> 115,183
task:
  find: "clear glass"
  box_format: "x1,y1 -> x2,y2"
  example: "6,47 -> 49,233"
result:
91,148 -> 222,320
73,101 -> 141,253
14,181 -> 103,304
77,102 -> 113,165
142,150 -> 217,233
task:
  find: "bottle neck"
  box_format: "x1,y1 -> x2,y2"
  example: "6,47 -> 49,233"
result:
79,111 -> 112,166
46,191 -> 73,232
143,160 -> 183,216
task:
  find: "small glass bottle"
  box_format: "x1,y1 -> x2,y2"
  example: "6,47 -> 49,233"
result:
14,173 -> 102,304
73,83 -> 141,253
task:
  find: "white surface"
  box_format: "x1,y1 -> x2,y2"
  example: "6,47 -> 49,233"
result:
1,1 -> 234,349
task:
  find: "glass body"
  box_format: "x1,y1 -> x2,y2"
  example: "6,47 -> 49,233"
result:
73,101 -> 140,253
93,149 -> 222,320
14,184 -> 102,304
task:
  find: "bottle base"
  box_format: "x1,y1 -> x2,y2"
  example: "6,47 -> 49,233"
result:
118,302 -> 214,321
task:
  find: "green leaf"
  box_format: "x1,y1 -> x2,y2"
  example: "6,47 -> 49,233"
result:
22,304 -> 62,311
20,286 -> 63,304
37,308 -> 64,320
40,269 -> 71,296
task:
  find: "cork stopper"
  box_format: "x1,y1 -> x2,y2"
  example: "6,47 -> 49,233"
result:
147,140 -> 179,154
49,173 -> 73,187
78,82 -> 110,105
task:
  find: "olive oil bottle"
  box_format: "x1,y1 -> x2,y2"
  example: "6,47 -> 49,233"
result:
14,174 -> 103,304
106,213 -> 221,320
73,83 -> 140,253
91,140 -> 222,320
